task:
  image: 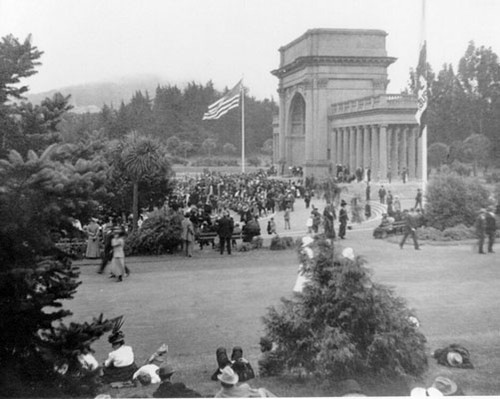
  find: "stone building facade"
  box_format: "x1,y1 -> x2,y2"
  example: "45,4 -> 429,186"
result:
271,28 -> 422,181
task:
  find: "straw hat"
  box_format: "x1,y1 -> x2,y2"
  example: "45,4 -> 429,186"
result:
432,376 -> 458,396
217,365 -> 239,385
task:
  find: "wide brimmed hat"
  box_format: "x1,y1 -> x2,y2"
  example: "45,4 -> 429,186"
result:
302,236 -> 314,247
157,365 -> 175,379
217,365 -> 239,385
432,376 -> 458,396
341,200 -> 347,206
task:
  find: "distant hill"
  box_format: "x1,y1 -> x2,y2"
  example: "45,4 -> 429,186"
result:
26,75 -> 180,113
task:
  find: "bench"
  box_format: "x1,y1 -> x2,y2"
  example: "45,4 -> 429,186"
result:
196,231 -> 243,249
373,220 -> 406,239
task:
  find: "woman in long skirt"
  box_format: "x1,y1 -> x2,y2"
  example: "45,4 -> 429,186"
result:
110,228 -> 126,282
85,218 -> 101,258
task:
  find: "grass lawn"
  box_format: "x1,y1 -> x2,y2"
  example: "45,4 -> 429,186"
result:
67,225 -> 500,397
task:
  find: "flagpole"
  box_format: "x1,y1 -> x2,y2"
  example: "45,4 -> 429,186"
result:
420,0 -> 428,200
241,80 -> 245,173
420,0 -> 429,203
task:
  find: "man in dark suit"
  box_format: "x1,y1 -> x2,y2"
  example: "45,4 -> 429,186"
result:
399,209 -> 420,250
485,206 -> 497,253
216,211 -> 234,255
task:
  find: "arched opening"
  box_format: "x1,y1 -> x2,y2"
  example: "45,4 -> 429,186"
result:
289,94 -> 305,136
287,93 -> 306,167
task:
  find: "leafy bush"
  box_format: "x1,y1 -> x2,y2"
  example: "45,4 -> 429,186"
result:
247,156 -> 261,167
167,155 -> 189,165
417,224 -> 477,241
126,208 -> 182,255
270,236 -> 295,250
262,238 -> 427,379
191,158 -> 239,167
485,172 -> 500,184
425,174 -> 491,230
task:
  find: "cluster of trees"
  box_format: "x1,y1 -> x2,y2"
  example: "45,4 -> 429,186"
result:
0,35 -> 176,396
60,82 -> 277,158
412,41 -> 500,170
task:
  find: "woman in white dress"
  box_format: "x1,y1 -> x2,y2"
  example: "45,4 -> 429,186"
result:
293,236 -> 314,293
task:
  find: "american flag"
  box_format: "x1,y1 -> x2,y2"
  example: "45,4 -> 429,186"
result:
203,80 -> 242,120
415,40 -> 427,136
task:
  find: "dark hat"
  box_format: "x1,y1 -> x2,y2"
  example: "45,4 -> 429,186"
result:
231,346 -> 243,361
108,330 -> 124,345
157,365 -> 175,379
216,347 -> 231,369
341,200 -> 347,206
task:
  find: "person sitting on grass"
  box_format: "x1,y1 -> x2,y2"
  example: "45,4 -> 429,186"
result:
215,366 -> 276,398
211,347 -> 233,381
132,343 -> 168,386
153,365 -> 202,398
230,346 -> 255,382
101,330 -> 138,384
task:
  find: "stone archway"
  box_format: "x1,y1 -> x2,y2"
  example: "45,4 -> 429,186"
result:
288,93 -> 306,166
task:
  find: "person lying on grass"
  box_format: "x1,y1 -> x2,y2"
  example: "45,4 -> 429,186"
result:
214,365 -> 276,398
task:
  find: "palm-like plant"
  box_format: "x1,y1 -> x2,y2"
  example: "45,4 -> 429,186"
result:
121,133 -> 169,230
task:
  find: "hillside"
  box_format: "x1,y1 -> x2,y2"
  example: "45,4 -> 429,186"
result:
26,75 -> 179,113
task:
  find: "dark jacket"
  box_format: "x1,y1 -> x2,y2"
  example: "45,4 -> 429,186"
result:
216,216 -> 234,238
153,381 -> 202,398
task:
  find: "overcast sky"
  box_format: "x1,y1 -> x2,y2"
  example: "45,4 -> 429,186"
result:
1,0 -> 500,100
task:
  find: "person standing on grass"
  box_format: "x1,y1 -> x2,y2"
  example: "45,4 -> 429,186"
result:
475,208 -> 487,254
399,209 -> 420,250
110,228 -> 127,282
485,206 -> 497,253
378,185 -> 387,204
414,188 -> 423,210
338,200 -> 349,239
284,207 -> 291,230
181,212 -> 195,257
216,211 -> 234,255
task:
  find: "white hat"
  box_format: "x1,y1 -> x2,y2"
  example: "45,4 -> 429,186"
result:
432,376 -> 458,396
302,236 -> 314,247
217,365 -> 239,385
446,351 -> 463,366
410,387 -> 443,397
342,247 -> 355,260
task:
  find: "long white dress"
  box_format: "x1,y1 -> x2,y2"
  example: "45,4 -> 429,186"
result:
293,246 -> 314,293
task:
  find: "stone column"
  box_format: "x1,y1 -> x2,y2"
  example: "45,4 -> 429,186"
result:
391,126 -> 399,176
336,128 -> 342,165
363,125 -> 370,168
416,126 -> 423,179
371,125 -> 379,180
349,126 -> 356,169
343,127 -> 349,167
356,126 -> 363,169
379,124 -> 388,181
400,126 -> 407,175
408,127 -> 416,179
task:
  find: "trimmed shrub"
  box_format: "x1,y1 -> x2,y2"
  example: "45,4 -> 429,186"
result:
270,235 -> 295,250
247,157 -> 261,167
262,237 -> 427,379
191,158 -> 239,167
425,174 -> 491,230
125,209 -> 182,255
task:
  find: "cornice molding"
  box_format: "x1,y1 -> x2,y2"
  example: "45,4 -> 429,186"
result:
271,55 -> 397,78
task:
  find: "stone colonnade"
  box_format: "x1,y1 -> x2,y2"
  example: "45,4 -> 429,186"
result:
331,124 -> 422,180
